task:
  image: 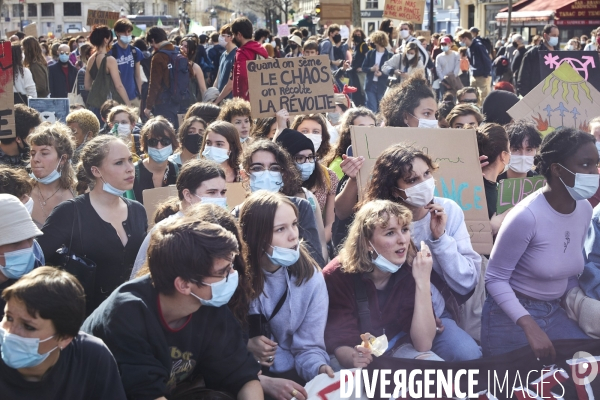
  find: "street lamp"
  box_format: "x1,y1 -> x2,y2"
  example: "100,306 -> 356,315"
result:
210,8 -> 217,29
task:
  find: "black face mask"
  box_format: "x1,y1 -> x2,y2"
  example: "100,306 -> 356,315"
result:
183,134 -> 202,154
290,44 -> 298,50
333,34 -> 342,43
386,26 -> 394,34
369,42 -> 376,49
353,35 -> 362,42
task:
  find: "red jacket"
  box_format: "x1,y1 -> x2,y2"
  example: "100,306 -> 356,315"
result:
322,257 -> 416,354
232,40 -> 269,100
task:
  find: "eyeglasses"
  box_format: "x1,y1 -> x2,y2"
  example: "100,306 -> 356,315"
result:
249,165 -> 283,173
192,262 -> 234,286
0,138 -> 16,145
294,155 -> 316,164
147,137 -> 172,147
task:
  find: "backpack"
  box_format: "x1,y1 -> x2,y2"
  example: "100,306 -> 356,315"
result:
493,55 -> 510,76
479,37 -> 495,59
158,49 -> 192,104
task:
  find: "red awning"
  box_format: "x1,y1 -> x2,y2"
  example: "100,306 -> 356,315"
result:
499,0 -> 577,13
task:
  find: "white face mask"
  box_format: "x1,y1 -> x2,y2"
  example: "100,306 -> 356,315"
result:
408,113 -> 438,129
369,241 -> 401,273
509,155 -> 534,174
24,197 -> 34,214
116,123 -> 131,139
304,133 -> 322,152
559,163 -> 600,201
406,53 -> 415,60
218,35 -> 227,47
397,177 -> 436,208
400,29 -> 410,39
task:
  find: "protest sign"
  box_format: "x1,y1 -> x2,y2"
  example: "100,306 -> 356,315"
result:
28,98 -> 70,123
320,0 -> 353,21
415,29 -> 431,44
0,41 -> 15,140
143,183 -> 247,227
496,176 -> 546,214
87,10 -> 120,26
61,31 -> 92,39
350,126 -> 493,254
383,0 -> 426,23
277,24 -> 290,37
540,51 -> 600,92
247,55 -> 336,118
508,62 -> 600,135
24,22 -> 37,38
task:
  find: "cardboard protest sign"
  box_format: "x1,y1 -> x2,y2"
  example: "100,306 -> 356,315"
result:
28,98 -> 70,123
23,22 -> 37,38
143,183 -> 248,228
539,51 -> 600,92
496,176 -> 546,214
61,31 -> 92,39
87,10 -> 120,26
320,0 -> 353,21
350,126 -> 493,254
277,24 -> 290,37
247,55 -> 336,118
0,41 -> 15,140
508,62 -> 600,135
383,0 -> 426,23
415,30 -> 431,44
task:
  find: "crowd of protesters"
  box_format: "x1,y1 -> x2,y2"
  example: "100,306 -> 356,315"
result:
1,16 -> 600,400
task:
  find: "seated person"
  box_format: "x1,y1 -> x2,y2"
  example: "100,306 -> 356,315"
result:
0,267 -> 126,399
218,97 -> 253,148
498,120 -> 542,180
446,104 -> 483,129
82,218 -> 262,400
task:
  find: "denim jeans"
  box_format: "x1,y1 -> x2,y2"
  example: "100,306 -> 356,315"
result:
431,312 -> 482,361
481,295 -> 591,357
153,102 -> 180,130
365,82 -> 384,113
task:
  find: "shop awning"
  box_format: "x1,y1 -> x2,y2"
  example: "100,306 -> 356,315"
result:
496,10 -> 554,22
499,0 -> 576,13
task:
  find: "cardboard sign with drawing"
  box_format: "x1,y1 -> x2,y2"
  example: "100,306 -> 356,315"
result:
246,55 -> 336,118
350,126 -> 493,254
508,62 -> 600,136
0,40 -> 15,140
496,176 -> 547,214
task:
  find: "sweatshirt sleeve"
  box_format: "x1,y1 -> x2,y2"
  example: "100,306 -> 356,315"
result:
453,52 -> 461,76
435,55 -> 444,81
291,270 -> 331,382
485,205 -> 536,323
382,53 -> 400,76
23,68 -> 37,98
84,335 -> 128,400
426,200 -> 481,295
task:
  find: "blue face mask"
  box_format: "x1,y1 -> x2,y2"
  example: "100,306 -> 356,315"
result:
548,36 -> 559,47
194,194 -> 228,209
369,241 -> 401,273
0,328 -> 57,369
119,35 -> 132,45
94,169 -> 126,197
459,41 -> 466,47
58,54 -> 69,63
266,244 -> 300,267
0,246 -> 35,280
202,146 -> 230,164
148,145 -> 173,163
29,159 -> 62,185
190,270 -> 239,307
296,162 -> 315,181
249,171 -> 284,193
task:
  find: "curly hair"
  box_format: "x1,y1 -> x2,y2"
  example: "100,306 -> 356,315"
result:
360,143 -> 438,208
27,122 -> 77,190
369,31 -> 389,48
14,104 -> 41,141
66,109 -> 101,138
323,107 -> 375,166
534,127 -> 595,180
339,199 -> 416,274
379,71 -> 435,127
201,121 -> 242,177
184,102 -> 221,124
505,120 -> 543,151
0,166 -> 33,199
241,139 -> 303,196
218,97 -> 253,125
290,114 -> 331,160
250,117 -> 278,140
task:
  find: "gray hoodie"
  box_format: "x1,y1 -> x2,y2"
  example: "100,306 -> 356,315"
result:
249,265 -> 330,382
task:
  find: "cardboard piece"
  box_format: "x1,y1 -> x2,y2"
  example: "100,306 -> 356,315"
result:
5,30 -> 18,38
277,24 -> 290,37
142,182 -> 248,228
178,114 -> 185,127
0,41 -> 15,139
246,55 -> 336,118
383,0 -> 426,23
62,31 -> 92,39
28,98 -> 70,123
350,126 -> 493,254
320,0 -> 353,20
415,30 -> 431,44
508,62 -> 600,135
539,51 -> 600,92
23,22 -> 37,38
496,176 -> 546,214
87,10 -> 120,27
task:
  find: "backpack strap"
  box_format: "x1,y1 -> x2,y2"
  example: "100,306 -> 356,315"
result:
267,269 -> 293,322
353,274 -> 372,334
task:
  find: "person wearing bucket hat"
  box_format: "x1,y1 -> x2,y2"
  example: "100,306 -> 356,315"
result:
286,35 -> 303,58
0,194 -> 45,317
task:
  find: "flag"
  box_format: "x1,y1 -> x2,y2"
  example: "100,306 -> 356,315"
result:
157,18 -> 163,27
188,20 -> 203,35
132,24 -> 144,37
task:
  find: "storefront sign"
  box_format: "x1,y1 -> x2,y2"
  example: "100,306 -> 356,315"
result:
556,0 -> 600,19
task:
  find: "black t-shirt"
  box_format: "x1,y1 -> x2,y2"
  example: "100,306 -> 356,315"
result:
484,178 -> 498,219
497,169 -> 537,181
0,333 -> 126,400
133,160 -> 178,204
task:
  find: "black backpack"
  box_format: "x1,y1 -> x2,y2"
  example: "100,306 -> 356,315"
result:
158,49 -> 192,104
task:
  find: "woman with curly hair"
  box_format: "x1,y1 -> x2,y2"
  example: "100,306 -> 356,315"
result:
27,123 -> 76,228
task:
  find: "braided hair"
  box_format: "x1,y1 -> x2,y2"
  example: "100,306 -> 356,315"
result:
534,127 -> 595,180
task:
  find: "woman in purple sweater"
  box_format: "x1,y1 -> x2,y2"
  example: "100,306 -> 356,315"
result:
483,127 -> 598,359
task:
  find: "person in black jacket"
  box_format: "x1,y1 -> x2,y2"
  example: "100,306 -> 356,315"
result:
48,44 -> 77,98
349,28 -> 368,106
517,24 -> 560,97
82,218 -> 263,399
457,30 -> 492,104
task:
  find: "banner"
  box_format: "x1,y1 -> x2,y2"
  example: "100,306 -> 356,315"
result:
350,126 -> 493,254
86,10 -> 120,26
28,98 -> 70,123
383,0 -> 426,23
539,51 -> 600,92
508,62 -> 600,135
247,55 -> 336,118
496,176 -> 546,214
277,24 -> 290,37
0,41 -> 15,140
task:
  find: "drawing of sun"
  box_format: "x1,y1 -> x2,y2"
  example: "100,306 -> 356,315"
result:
542,62 -> 593,105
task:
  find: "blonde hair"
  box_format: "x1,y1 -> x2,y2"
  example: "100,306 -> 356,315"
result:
339,199 -> 416,274
370,31 -> 389,48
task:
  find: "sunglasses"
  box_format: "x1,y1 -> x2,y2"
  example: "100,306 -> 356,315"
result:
147,137 -> 172,147
0,137 -> 16,145
460,99 -> 478,104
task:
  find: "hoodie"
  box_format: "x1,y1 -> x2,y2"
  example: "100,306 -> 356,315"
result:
233,40 -> 269,100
